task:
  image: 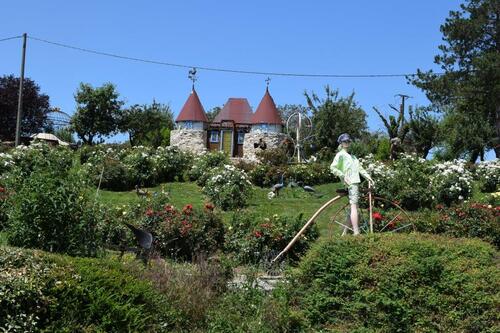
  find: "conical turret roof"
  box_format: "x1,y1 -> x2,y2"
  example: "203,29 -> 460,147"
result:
175,88 -> 208,122
250,88 -> 282,125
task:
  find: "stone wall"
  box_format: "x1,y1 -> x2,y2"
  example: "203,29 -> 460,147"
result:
242,131 -> 287,162
170,129 -> 207,155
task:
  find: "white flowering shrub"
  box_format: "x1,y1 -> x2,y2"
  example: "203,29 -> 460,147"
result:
431,159 -> 473,205
476,159 -> 500,193
359,153 -> 435,210
152,146 -> 192,182
188,151 -> 228,186
202,164 -> 253,210
0,152 -> 14,176
122,146 -> 157,186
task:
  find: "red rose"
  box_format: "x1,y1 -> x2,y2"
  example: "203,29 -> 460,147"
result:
204,203 -> 214,211
254,231 -> 262,238
182,204 -> 193,214
145,208 -> 154,217
372,212 -> 383,222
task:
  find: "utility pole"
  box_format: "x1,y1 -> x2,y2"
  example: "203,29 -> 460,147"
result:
15,33 -> 27,146
396,94 -> 410,113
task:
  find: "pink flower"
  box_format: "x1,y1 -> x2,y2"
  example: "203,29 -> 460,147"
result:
372,212 -> 383,222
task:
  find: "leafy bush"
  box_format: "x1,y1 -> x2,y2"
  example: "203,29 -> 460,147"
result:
189,151 -> 229,186
248,164 -> 286,187
256,147 -> 289,166
0,247 -> 174,332
288,162 -> 336,185
5,169 -> 102,257
286,234 -> 499,332
122,146 -> 157,187
207,280 -> 300,333
225,213 -> 319,264
4,144 -> 74,178
431,159 -> 473,205
202,164 -> 253,210
154,146 -> 192,182
413,203 -> 500,248
0,184 -> 8,230
475,159 -> 500,193
141,203 -> 225,261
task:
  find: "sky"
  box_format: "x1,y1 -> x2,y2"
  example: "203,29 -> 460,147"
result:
1,0 -> 476,151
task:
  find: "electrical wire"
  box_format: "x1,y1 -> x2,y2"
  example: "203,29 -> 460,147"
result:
0,35 -> 23,42
26,35 -> 442,78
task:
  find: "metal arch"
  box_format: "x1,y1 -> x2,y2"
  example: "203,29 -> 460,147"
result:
47,108 -> 71,129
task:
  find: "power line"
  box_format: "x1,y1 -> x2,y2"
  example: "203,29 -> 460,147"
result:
0,35 -> 23,42
26,35 -> 442,79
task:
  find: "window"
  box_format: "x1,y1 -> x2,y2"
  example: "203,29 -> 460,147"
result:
237,131 -> 245,144
184,121 -> 193,129
210,131 -> 220,143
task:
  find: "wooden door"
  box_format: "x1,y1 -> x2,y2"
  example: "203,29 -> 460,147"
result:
221,130 -> 233,155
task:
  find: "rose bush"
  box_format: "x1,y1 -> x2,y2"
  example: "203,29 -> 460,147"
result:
141,202 -> 225,261
202,164 -> 253,210
225,213 -> 319,264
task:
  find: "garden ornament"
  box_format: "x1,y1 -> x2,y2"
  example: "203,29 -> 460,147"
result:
270,174 -> 285,197
122,223 -> 153,264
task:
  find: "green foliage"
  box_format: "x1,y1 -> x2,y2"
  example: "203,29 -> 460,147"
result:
189,151 -> 229,186
0,247 -> 174,332
202,165 -> 253,210
120,101 -> 174,147
5,169 -> 102,257
306,86 -> 368,154
255,147 -> 289,166
122,146 -> 157,186
0,75 -> 51,141
410,0 -> 500,160
249,163 -> 336,188
375,137 -> 391,160
225,213 -> 319,264
407,106 -> 440,159
142,203 -> 225,261
53,127 -> 75,144
207,282 -> 299,333
71,82 -> 124,145
153,146 -> 192,182
287,234 -> 499,332
413,203 -> 500,248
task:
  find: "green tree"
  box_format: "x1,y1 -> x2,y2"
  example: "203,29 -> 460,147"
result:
409,0 -> 500,161
206,106 -> 222,122
407,106 -> 441,159
120,101 -> 174,147
0,75 -> 51,141
305,86 -> 368,153
71,83 -> 124,145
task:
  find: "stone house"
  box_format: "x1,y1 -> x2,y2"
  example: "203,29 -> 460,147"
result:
170,87 -> 286,161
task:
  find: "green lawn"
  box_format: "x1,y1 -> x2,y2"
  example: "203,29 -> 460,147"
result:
98,182 -> 347,236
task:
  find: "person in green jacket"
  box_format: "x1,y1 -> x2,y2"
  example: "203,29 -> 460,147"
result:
330,133 -> 374,235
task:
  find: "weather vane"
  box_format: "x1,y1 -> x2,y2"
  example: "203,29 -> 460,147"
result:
265,77 -> 271,89
188,67 -> 197,89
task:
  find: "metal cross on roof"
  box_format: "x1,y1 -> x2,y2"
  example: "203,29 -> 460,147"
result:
188,67 -> 197,89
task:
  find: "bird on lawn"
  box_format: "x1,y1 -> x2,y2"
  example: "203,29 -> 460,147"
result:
298,181 -> 323,197
270,174 -> 285,197
135,185 -> 150,197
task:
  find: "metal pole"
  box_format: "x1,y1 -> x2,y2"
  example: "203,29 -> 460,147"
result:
296,112 -> 301,163
15,33 -> 27,146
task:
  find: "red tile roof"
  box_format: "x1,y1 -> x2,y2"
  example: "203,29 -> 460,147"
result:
251,88 -> 283,125
176,89 -> 208,122
213,98 -> 253,124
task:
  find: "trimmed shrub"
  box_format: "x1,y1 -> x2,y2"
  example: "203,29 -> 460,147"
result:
5,169 -> 102,257
0,247 -> 174,332
122,146 -> 157,187
225,213 -> 319,264
202,164 -> 253,210
286,234 -> 499,332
